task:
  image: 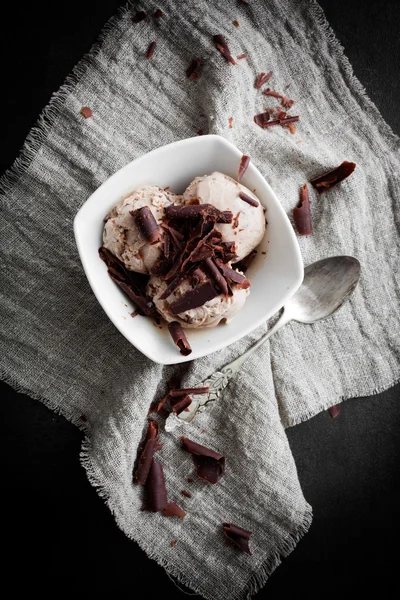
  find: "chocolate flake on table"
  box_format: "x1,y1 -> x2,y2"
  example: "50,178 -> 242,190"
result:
236,53 -> 247,60
186,58 -> 202,80
132,10 -> 146,23
238,154 -> 250,182
239,191 -> 259,207
153,9 -> 163,19
264,88 -> 295,109
309,161 -> 356,192
181,436 -> 225,484
169,386 -> 210,397
328,404 -> 341,419
170,394 -> 192,415
169,281 -> 219,315
135,420 -> 161,485
228,117 -> 233,129
163,502 -> 186,518
232,19 -> 240,27
293,184 -> 312,236
131,206 -> 161,244
235,249 -> 257,272
168,321 -> 192,356
80,106 -> 92,119
181,489 -> 192,498
223,523 -> 252,555
259,115 -> 300,129
213,34 -> 236,65
253,111 -> 271,128
145,41 -> 157,59
255,71 -> 273,89
171,539 -> 177,547
203,258 -> 229,295
197,129 -> 204,135
215,259 -> 250,289
144,460 -> 168,512
187,477 -> 194,483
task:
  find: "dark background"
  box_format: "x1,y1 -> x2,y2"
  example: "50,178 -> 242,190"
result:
1,1 -> 399,597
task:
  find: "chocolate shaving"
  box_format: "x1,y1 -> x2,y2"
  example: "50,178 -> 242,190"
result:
239,191 -> 259,207
234,249 -> 257,272
186,58 -> 202,80
309,161 -> 356,192
169,281 -> 219,315
192,267 -> 207,285
159,275 -> 185,300
144,460 -> 168,512
171,539 -> 177,546
163,230 -> 171,258
236,53 -> 247,60
187,477 -> 194,483
228,117 -> 233,129
135,421 -> 161,485
253,111 -> 271,128
168,322 -> 192,356
238,155 -> 250,182
165,204 -> 233,223
218,241 -> 237,263
181,437 -> 225,484
232,212 -> 240,229
197,129 -> 204,135
213,34 -> 236,65
169,387 -> 210,397
170,395 -> 192,415
328,404 -> 341,419
163,502 -> 186,518
215,259 -> 250,289
203,258 -> 229,295
260,115 -> 300,128
153,9 -> 163,19
132,10 -> 146,23
255,71 -> 273,89
264,88 -> 295,108
232,19 -> 240,27
181,490 -> 192,498
80,106 -> 92,119
145,41 -> 157,59
293,184 -> 312,236
223,523 -> 252,555
131,206 -> 160,244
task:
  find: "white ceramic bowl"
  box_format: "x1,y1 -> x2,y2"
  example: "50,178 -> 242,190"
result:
74,135 -> 303,365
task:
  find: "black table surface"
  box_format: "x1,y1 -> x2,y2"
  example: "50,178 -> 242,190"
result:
1,1 -> 399,597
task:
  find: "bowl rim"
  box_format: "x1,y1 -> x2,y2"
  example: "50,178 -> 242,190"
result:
74,134 -> 304,364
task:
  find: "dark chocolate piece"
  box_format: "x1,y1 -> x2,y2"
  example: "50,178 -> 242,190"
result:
181,490 -> 192,498
218,241 -> 237,263
293,184 -> 312,236
159,275 -> 185,300
186,58 -> 202,80
253,111 -> 271,128
223,523 -> 252,555
163,502 -> 186,518
169,387 -> 210,397
239,191 -> 259,207
153,9 -> 163,19
203,258 -> 229,296
232,19 -> 240,27
309,161 -> 356,192
145,41 -> 157,59
255,71 -> 273,88
213,34 -> 236,65
169,282 -> 219,315
234,249 -> 257,272
215,259 -> 250,289
168,322 -> 192,356
197,129 -> 204,135
187,477 -> 194,483
181,436 -> 225,484
80,106 -> 92,119
165,204 -> 233,223
131,206 -> 160,244
328,404 -> 341,419
144,460 -> 168,512
170,395 -> 192,415
135,421 -> 161,485
238,155 -> 250,182
132,10 -> 146,23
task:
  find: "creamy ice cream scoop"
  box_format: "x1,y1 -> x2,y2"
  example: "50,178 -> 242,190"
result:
183,171 -> 265,262
103,186 -> 182,274
147,273 -> 249,329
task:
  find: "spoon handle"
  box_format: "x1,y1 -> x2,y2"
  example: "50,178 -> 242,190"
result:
165,310 -> 291,431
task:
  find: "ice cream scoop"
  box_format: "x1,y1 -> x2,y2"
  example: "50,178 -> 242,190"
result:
183,171 -> 265,262
147,274 -> 249,328
103,186 -> 182,274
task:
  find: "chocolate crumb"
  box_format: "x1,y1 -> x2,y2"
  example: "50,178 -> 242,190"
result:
255,71 -> 273,89
163,502 -> 186,518
181,490 -> 192,498
153,9 -> 163,19
293,183 -> 312,236
130,310 -> 139,318
187,477 -> 194,483
213,34 -> 236,65
171,540 -> 177,547
186,58 -> 202,80
80,106 -> 92,119
233,19 -> 240,27
80,414 -> 87,422
145,41 -> 157,59
223,523 -> 252,555
228,117 -> 233,129
132,11 -> 146,23
236,53 -> 247,60
197,129 -> 204,135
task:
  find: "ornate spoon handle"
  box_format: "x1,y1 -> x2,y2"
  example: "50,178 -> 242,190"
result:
165,311 -> 291,431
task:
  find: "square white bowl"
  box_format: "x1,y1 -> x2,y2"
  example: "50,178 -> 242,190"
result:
74,134 -> 303,365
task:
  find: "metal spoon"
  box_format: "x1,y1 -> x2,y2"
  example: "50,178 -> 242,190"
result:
165,255 -> 361,432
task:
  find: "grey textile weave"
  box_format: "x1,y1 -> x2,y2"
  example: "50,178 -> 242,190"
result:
1,1 -> 399,598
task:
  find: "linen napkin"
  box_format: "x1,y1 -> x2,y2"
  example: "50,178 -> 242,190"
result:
1,1 -> 399,598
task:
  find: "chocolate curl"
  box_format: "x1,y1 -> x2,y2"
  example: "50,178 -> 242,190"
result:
238,155 -> 250,182
255,71 -> 273,88
170,395 -> 192,415
223,523 -> 252,555
239,191 -> 259,207
328,404 -> 341,419
168,321 -> 192,356
135,421 -> 161,485
192,267 -> 207,285
186,58 -> 202,80
169,282 -> 219,315
131,207 -> 160,244
203,258 -> 229,296
215,259 -> 250,289
144,460 -> 168,512
234,249 -> 257,273
213,34 -> 236,65
165,204 -> 233,223
169,387 -> 210,397
145,41 -> 157,59
162,502 -> 186,518
181,436 -> 225,484
253,112 -> 271,128
293,184 -> 312,236
264,87 -> 295,108
309,161 -> 356,192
